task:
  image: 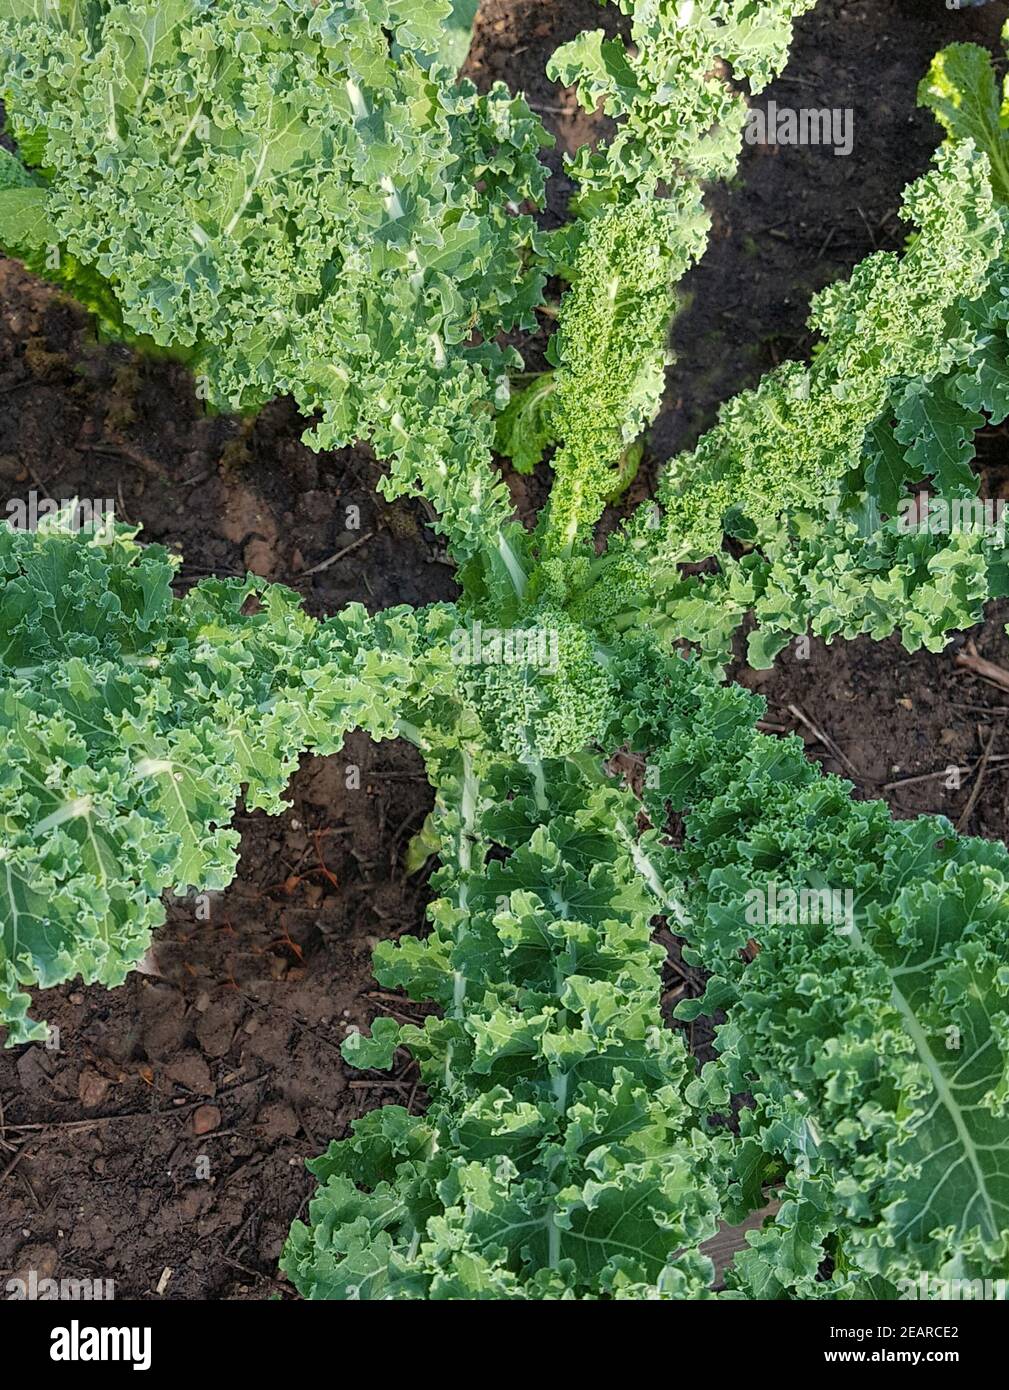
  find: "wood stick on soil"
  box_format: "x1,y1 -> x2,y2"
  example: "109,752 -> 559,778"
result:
0,1144 -> 28,1191
3,1070 -> 274,1133
298,530 -> 374,577
786,703 -> 861,780
883,755 -> 1009,791
348,1079 -> 409,1092
77,440 -> 164,476
957,722 -> 1003,833
955,641 -> 1009,694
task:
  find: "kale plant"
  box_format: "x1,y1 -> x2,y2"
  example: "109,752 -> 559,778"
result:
0,0 -> 1007,1300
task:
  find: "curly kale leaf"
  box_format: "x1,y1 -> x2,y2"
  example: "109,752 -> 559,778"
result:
494,372 -> 558,476
525,1 -> 814,556
283,752 -> 727,1300
625,257 -> 1009,670
654,142 -> 1004,559
920,38 -> 1009,205
650,502 -> 995,671
0,517 -> 441,1044
0,0 -> 550,559
540,198 -> 707,557
612,648 -> 1009,1293
549,0 -> 819,205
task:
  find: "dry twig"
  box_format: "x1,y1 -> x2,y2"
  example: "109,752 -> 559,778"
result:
786,703 -> 861,780
957,723 -> 1004,833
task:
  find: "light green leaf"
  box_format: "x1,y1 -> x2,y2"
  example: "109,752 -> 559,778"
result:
342,1018 -> 402,1071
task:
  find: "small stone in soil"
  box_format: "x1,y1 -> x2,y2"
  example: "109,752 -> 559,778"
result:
192,1105 -> 222,1136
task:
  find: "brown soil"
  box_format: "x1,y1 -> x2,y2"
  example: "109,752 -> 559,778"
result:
2,0 -> 1008,1301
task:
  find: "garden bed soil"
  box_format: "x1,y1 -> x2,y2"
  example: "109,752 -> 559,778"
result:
1,0 -> 1008,1300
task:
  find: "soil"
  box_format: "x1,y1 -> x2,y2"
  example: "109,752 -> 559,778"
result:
2,0 -> 1009,1300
